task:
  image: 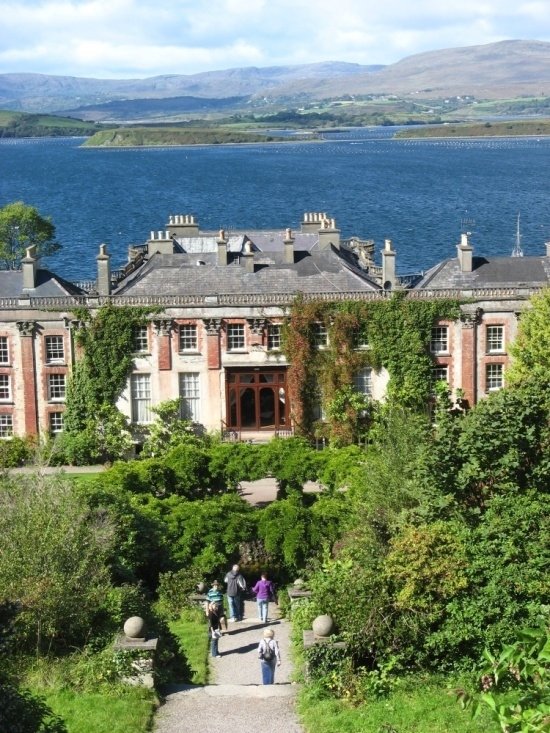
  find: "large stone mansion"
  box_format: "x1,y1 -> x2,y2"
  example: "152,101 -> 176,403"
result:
1,211 -> 549,440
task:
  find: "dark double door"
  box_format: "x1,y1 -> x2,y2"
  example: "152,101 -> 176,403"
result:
226,368 -> 289,430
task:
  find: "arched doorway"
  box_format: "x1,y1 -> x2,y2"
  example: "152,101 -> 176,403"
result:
226,368 -> 289,431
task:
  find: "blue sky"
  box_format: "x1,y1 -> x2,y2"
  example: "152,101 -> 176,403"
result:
0,0 -> 549,78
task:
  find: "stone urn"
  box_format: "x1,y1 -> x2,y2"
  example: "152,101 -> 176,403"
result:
123,616 -> 147,641
312,614 -> 334,639
197,581 -> 206,593
293,578 -> 305,589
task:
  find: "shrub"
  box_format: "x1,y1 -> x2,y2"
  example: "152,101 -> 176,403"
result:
0,436 -> 35,468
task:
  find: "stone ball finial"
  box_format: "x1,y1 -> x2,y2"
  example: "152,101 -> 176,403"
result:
293,578 -> 304,588
312,614 -> 334,638
124,616 -> 147,640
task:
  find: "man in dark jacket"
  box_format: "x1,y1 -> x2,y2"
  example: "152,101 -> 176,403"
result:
224,563 -> 246,621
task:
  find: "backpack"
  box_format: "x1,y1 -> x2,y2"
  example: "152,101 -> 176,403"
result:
262,640 -> 274,661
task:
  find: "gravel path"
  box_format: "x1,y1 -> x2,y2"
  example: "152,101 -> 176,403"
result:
154,600 -> 303,733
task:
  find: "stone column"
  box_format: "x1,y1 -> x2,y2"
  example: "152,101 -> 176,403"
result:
203,318 -> 222,370
154,319 -> 172,371
460,308 -> 481,407
17,321 -> 38,435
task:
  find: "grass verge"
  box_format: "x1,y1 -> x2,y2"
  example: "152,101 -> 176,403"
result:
38,687 -> 156,733
169,606 -> 209,685
297,675 -> 500,733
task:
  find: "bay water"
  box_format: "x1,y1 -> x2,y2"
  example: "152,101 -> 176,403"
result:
1,129 -> 550,281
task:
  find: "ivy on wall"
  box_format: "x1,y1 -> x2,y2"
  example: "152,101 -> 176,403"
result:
282,294 -> 461,443
63,305 -> 156,434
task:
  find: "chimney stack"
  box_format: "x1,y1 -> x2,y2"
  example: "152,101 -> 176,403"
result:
301,211 -> 329,233
242,241 -> 255,273
381,239 -> 396,290
166,214 -> 199,238
217,229 -> 228,266
318,217 -> 340,251
21,246 -> 37,290
96,243 -> 111,295
147,230 -> 174,256
457,232 -> 473,273
283,228 -> 295,264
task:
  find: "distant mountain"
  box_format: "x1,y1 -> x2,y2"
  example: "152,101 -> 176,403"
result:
0,61 -> 378,114
1,40 -> 549,121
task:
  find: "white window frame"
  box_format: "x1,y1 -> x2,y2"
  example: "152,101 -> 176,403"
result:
0,374 -> 10,401
179,372 -> 200,422
432,365 -> 449,384
133,325 -> 149,353
131,373 -> 152,424
0,337 -> 9,364
486,325 -> 504,354
267,324 -> 281,351
0,414 -> 13,438
45,335 -> 65,363
47,374 -> 66,402
353,367 -> 372,397
430,326 -> 449,354
227,324 -> 245,351
486,363 -> 504,392
179,324 -> 198,352
49,412 -> 64,434
312,322 -> 329,348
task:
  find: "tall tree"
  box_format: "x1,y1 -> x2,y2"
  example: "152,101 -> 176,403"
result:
0,201 -> 60,269
507,288 -> 550,386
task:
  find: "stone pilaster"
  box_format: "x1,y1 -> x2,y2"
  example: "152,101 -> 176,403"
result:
203,318 -> 222,370
17,321 -> 38,435
154,319 -> 172,371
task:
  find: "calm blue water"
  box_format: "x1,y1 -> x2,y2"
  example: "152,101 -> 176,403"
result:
1,129 -> 550,281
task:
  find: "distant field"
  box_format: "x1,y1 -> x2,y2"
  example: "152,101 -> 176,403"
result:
395,119 -> 550,138
83,127 -> 294,146
0,109 -> 101,137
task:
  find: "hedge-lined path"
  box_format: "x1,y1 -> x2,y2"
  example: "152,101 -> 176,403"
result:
154,599 -> 302,733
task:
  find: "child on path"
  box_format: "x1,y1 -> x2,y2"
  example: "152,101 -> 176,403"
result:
205,579 -> 227,630
207,602 -> 223,658
257,627 -> 281,684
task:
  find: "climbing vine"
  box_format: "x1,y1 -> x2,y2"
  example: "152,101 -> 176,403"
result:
282,294 -> 461,444
60,305 -> 158,462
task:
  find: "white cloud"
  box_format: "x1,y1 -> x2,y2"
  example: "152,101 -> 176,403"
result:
0,0 -> 549,77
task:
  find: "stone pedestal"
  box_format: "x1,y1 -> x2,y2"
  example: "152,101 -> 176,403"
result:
113,635 -> 159,688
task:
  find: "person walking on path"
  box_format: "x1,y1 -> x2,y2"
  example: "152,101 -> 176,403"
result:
224,563 -> 246,622
207,602 -> 223,658
205,580 -> 227,630
258,627 -> 281,685
251,572 -> 275,623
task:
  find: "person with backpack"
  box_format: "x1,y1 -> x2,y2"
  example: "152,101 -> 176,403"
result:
257,627 -> 281,684
224,563 -> 246,622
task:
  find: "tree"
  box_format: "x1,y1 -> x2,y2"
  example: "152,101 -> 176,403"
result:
0,472 -> 114,653
508,287 -> 550,386
0,201 -> 60,270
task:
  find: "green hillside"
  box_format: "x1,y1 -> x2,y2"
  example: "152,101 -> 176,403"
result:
83,126 -> 292,146
0,110 -> 104,137
395,118 -> 550,138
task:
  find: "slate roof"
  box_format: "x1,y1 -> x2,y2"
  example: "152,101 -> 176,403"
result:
174,230 -> 320,254
0,269 -> 84,297
415,255 -> 550,290
114,245 -> 380,296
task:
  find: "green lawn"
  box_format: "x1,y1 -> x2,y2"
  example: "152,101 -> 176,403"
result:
168,607 -> 210,685
39,688 -> 156,733
298,676 -> 499,733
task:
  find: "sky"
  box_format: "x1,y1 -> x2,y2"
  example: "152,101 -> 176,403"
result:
0,0 -> 549,79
